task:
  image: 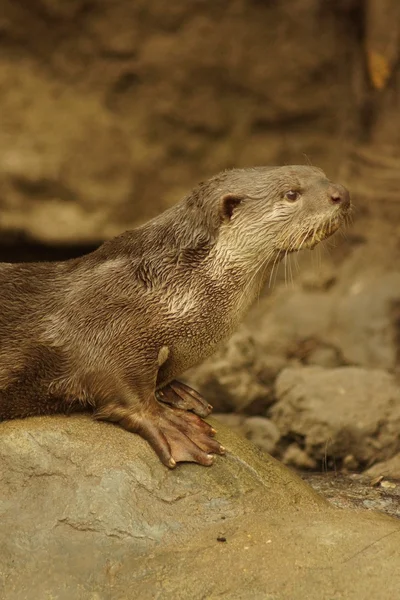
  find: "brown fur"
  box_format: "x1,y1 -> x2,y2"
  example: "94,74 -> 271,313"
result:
0,166 -> 351,467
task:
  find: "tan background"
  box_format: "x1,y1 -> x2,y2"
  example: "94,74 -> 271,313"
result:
0,0 -> 398,248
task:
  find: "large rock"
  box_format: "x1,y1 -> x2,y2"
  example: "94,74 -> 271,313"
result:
248,259 -> 400,372
330,268 -> 400,370
271,366 -> 400,469
1,415 -> 400,599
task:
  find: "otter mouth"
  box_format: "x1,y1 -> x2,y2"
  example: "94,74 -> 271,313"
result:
280,217 -> 342,253
301,220 -> 341,250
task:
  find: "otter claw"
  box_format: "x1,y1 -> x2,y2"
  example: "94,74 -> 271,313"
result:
156,380 -> 213,418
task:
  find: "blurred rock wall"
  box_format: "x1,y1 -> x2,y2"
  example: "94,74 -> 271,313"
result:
0,0 -> 363,244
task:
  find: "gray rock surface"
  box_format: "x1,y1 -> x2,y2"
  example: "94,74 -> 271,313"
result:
330,270 -> 400,370
248,260 -> 400,373
1,415 -> 400,599
366,453 -> 400,480
271,366 -> 400,469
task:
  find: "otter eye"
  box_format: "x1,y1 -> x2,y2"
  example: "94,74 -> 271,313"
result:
284,190 -> 300,202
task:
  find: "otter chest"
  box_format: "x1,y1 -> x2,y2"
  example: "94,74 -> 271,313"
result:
158,279 -> 250,381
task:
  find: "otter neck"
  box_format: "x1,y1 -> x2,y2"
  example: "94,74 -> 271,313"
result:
204,238 -> 282,307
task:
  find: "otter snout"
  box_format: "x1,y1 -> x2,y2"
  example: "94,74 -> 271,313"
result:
328,184 -> 350,210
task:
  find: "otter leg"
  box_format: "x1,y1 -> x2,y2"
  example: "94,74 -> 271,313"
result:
156,380 -> 213,418
94,350 -> 224,468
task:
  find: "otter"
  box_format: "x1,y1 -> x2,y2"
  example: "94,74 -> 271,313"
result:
0,166 -> 351,468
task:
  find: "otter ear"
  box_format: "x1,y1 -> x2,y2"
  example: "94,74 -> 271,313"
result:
220,194 -> 244,221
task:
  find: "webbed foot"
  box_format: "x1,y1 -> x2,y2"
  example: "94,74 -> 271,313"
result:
117,402 -> 224,468
156,380 -> 212,418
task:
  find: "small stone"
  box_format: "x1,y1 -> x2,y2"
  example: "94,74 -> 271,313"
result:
282,444 -> 317,470
343,454 -> 359,470
380,480 -> 397,489
370,475 -> 384,487
242,417 -> 281,454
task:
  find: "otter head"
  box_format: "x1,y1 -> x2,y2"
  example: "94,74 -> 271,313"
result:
210,165 -> 351,261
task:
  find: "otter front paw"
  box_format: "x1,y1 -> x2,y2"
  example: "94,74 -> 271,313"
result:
156,380 -> 213,418
120,403 -> 225,468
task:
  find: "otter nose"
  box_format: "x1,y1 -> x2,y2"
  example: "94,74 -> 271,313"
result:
329,184 -> 350,209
